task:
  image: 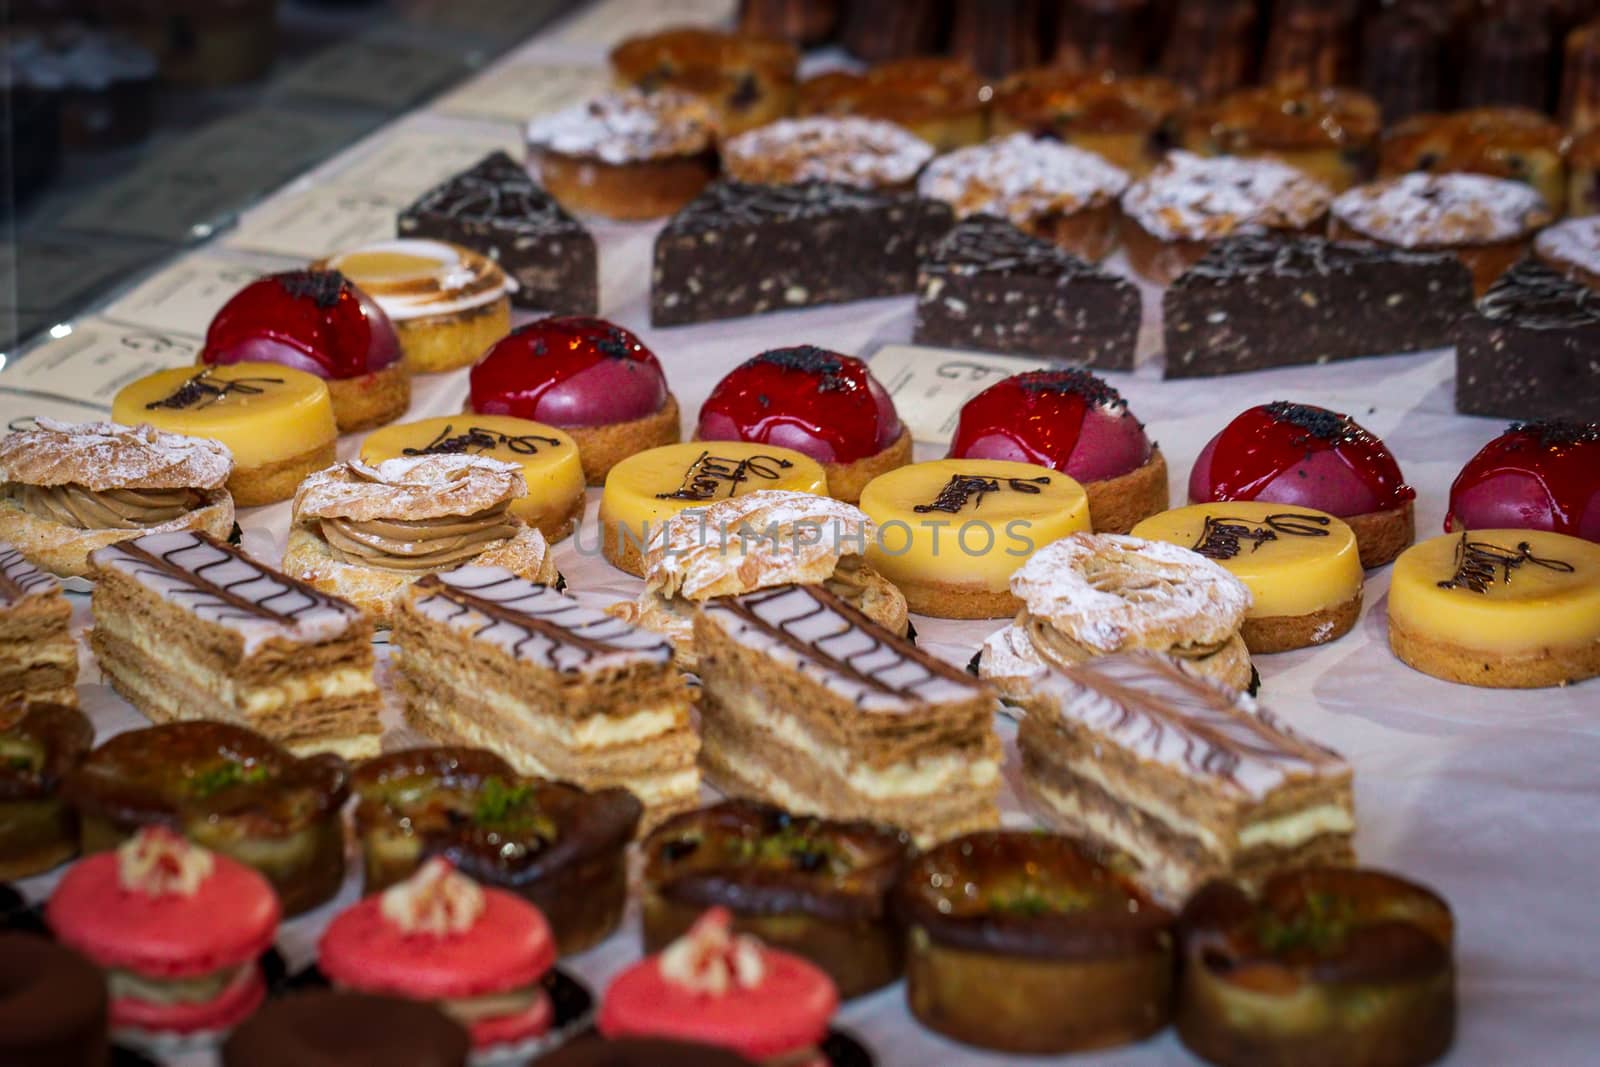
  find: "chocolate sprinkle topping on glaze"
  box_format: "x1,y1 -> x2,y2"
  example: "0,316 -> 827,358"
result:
1478,259 -> 1600,329
277,269 -> 347,308
755,345 -> 847,386
1015,368 -> 1126,410
913,473 -> 1051,514
1437,532 -> 1574,593
1192,512 -> 1332,559
1509,418 -> 1600,447
1262,401 -> 1351,441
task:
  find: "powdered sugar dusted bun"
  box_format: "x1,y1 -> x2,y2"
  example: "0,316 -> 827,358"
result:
917,133 -> 1130,224
643,489 -> 877,600
722,116 -> 934,188
526,89 -> 714,165
1121,151 -> 1332,242
1010,532 -> 1252,653
292,456 -> 526,523
0,419 -> 232,491
1534,216 -> 1600,279
1331,172 -> 1551,248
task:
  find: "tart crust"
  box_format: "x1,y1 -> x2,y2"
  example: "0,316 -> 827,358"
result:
1344,498 -> 1415,569
395,297 -> 512,375
0,491 -> 235,578
822,424 -> 913,505
566,393 -> 683,488
230,441 -> 338,509
325,362 -> 411,433
1085,447 -> 1170,535
535,150 -> 716,222
1388,614 -> 1600,689
1240,589 -> 1362,655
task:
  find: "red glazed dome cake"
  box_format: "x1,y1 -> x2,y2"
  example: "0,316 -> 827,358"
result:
695,345 -> 909,503
1446,420 -> 1600,544
1189,401 -> 1416,568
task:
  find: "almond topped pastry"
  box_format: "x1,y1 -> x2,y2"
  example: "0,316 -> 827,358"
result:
798,57 -> 988,151
992,67 -> 1192,175
283,455 -> 557,625
979,532 -> 1254,700
612,489 -> 908,672
1182,84 -> 1381,192
1378,107 -> 1566,223
610,27 -> 799,137
0,419 -> 234,577
720,115 -> 933,190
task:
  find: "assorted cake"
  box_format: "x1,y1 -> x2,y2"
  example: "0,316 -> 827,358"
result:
990,68 -> 1192,174
0,544 -> 77,706
694,582 -> 1001,843
1378,106 -> 1567,222
1182,85 -> 1381,192
798,57 -> 986,150
609,27 -> 799,137
0,419 -> 234,577
720,116 -> 933,190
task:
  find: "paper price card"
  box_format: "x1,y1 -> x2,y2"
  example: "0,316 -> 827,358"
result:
866,343 -> 1052,445
0,319 -> 201,411
101,255 -> 268,339
225,187 -> 411,259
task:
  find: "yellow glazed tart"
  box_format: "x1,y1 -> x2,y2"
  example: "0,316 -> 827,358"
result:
112,364 -> 337,508
859,458 -> 1090,619
598,442 -> 828,577
316,240 -> 513,375
360,415 -> 585,543
1388,529 -> 1600,689
1131,503 -> 1362,654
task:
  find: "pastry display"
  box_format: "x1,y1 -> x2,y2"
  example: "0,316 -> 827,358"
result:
651,180 -> 952,326
1119,151 -> 1334,286
398,151 -> 598,316
313,240 -> 512,376
200,269 -> 407,433
914,214 -> 1142,368
1164,233 -> 1474,378
894,830 -> 1174,1053
0,702 -> 93,878
946,0 -> 1047,78
1387,529 -> 1600,688
1051,0 -> 1150,76
1160,0 -> 1256,101
1018,653 -> 1354,902
0,419 -> 234,577
641,800 -> 914,998
318,858 -> 558,1057
798,58 -> 987,151
111,364 -> 338,508
1378,107 -> 1567,222
1260,0 -> 1357,90
47,827 -> 279,1044
917,133 -> 1130,262
947,369 -> 1168,534
535,1036 -> 757,1067
837,0 -> 943,63
1535,216 -> 1600,290
0,544 -> 76,706
351,746 -> 641,955
978,533 -> 1254,698
222,990 -> 471,1067
0,932 -> 111,1067
361,416 -> 585,542
1131,503 -> 1364,654
1177,868 -> 1455,1067
1190,402 -> 1417,568
694,582 -> 1001,843
88,530 -> 383,758
1330,172 -> 1552,297
1445,420 -> 1599,543
598,907 -> 839,1064
64,720 -> 350,916
526,90 -> 717,221
597,442 -> 827,577
720,116 -> 933,190
468,316 -> 681,486
1359,6 -> 1447,121
282,456 -> 558,625
614,490 -> 908,672
696,346 -> 909,504
858,458 -> 1090,619
610,28 -> 799,137
392,567 -> 701,824
1460,13 -> 1550,112
1454,260 -> 1600,422
1182,85 -> 1381,192
991,68 -> 1192,174
738,0 -> 840,47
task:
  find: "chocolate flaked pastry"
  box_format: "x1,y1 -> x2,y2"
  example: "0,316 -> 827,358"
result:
1192,512 -> 1331,559
913,473 -> 1052,514
1437,532 -> 1574,593
655,450 -> 796,502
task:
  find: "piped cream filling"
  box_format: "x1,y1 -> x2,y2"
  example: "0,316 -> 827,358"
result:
109,963 -> 251,1006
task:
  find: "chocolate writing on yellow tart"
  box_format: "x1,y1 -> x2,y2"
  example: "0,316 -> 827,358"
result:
912,473 -> 1052,514
145,369 -> 285,411
1191,512 -> 1331,560
1436,532 -> 1574,593
401,423 -> 563,458
656,450 -> 795,502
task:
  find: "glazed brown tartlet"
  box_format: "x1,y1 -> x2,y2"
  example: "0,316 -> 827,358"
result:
0,702 -> 93,879
351,745 -> 641,956
798,57 -> 988,151
992,67 -> 1192,175
1378,107 -> 1566,222
610,27 -> 799,137
1182,85 -> 1382,192
1177,868 -> 1457,1067
641,799 -> 914,999
62,720 -> 349,916
894,830 -> 1175,1054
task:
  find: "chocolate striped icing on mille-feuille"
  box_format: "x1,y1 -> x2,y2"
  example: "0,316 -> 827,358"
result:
0,542 -> 77,707
1015,650 -> 1353,903
693,582 -> 1000,845
87,530 -> 382,757
393,566 -> 699,827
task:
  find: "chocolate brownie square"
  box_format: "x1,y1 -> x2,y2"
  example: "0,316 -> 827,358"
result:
1456,259 -> 1600,421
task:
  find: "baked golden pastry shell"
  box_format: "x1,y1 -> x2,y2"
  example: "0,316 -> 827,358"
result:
1084,448 -> 1170,535
533,148 -> 716,221
1344,499 -> 1415,570
396,297 -> 512,375
1388,614 -> 1600,689
232,441 -> 338,509
0,490 -> 235,578
1241,589 -> 1362,655
326,362 -> 411,434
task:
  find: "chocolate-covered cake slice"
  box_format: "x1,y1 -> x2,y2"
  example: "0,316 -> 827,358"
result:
398,151 -> 598,315
1163,233 -> 1473,378
1456,259 -> 1600,422
914,215 -> 1141,369
694,582 -> 999,844
651,180 -> 952,326
1018,651 -> 1353,902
